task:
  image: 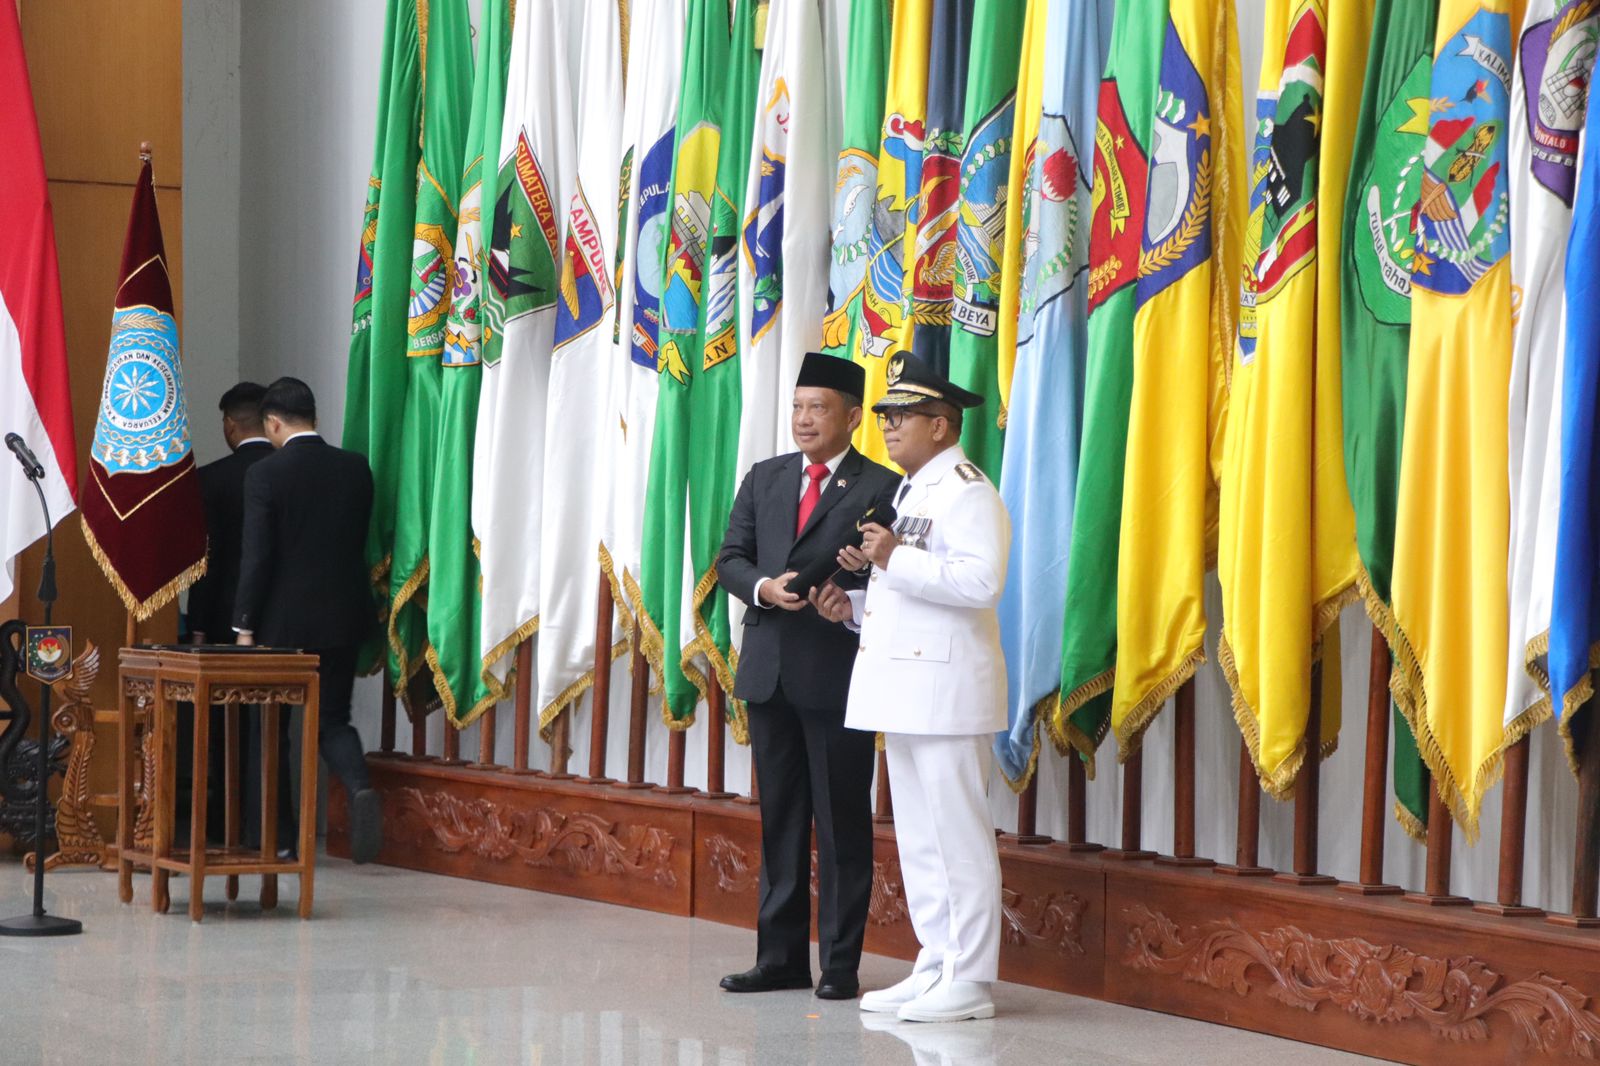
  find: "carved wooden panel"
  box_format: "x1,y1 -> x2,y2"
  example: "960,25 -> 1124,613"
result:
332,762 -> 695,916
1122,904 -> 1600,1059
391,786 -> 678,888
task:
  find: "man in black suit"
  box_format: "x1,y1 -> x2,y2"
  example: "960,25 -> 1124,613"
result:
233,377 -> 382,864
184,382 -> 296,849
715,353 -> 901,1001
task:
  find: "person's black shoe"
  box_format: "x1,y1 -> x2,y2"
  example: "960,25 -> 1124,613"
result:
350,788 -> 383,865
719,965 -> 813,993
815,972 -> 860,1000
276,845 -> 297,862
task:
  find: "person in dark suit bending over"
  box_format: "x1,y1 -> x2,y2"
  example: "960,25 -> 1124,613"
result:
715,353 -> 901,1000
232,377 -> 383,864
185,382 -> 296,851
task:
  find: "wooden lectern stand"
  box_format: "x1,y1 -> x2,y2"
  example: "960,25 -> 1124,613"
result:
116,647 -> 320,921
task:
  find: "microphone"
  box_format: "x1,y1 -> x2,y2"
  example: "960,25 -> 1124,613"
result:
4,433 -> 44,480
785,500 -> 898,597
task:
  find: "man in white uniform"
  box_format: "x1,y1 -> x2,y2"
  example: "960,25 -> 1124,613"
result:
811,352 -> 1010,1023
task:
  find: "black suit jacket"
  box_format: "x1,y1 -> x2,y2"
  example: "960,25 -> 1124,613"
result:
717,447 -> 900,712
186,440 -> 274,639
233,436 -> 375,649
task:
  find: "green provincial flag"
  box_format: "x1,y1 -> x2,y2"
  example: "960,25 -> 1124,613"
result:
428,0 -> 515,724
386,0 -> 474,700
946,0 -> 1028,479
1052,0 -> 1167,772
344,0 -> 424,666
639,0 -> 731,725
684,0 -> 761,718
1340,0 -> 1438,834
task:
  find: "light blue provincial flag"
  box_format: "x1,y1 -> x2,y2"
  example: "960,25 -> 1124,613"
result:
994,0 -> 1113,786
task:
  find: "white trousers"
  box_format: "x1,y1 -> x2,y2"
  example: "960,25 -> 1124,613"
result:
884,732 -> 1002,984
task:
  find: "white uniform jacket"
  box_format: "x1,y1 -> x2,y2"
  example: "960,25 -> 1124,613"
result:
844,445 -> 1011,736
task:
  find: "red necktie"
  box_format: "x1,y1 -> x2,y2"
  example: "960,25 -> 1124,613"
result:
796,463 -> 830,535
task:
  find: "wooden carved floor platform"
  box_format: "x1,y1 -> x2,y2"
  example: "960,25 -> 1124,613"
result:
327,754 -> 1600,1066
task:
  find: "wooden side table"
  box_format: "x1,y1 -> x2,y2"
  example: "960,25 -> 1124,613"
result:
117,647 -> 321,921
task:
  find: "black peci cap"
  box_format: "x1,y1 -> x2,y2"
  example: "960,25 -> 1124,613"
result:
871,353 -> 984,411
796,351 -> 866,401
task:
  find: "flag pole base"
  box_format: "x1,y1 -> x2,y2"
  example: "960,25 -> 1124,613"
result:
0,913 -> 82,937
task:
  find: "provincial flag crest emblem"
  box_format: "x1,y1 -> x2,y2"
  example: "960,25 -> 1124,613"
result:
631,128 -> 676,369
1018,111 -> 1085,340
484,129 -> 560,364
824,147 -> 879,349
408,219 -> 454,355
1353,54 -> 1435,325
1137,22 -> 1213,305
1088,80 -> 1148,313
953,98 -> 1016,338
1412,10 -> 1512,297
746,80 -> 792,343
1254,2 -> 1327,306
554,183 -> 615,350
1519,0 -> 1599,206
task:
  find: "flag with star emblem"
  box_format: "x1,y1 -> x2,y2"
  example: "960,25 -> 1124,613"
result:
427,0 -> 514,725
474,0 -> 577,689
1340,0 -> 1441,837
1390,0 -> 1515,836
946,0 -> 1027,482
80,158 -> 206,619
993,0 -> 1108,788
536,0 -> 625,736
638,0 -> 732,726
1111,0 -> 1245,757
1506,0 -> 1600,764
385,0 -> 473,704
1051,0 -> 1165,775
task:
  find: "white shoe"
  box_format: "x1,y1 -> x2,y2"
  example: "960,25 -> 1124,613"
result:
860,969 -> 940,1014
896,980 -> 995,1023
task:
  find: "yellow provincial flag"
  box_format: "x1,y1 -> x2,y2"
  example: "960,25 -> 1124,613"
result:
1390,0 -> 1515,837
1110,0 -> 1245,752
994,0 -> 1047,413
1217,0 -> 1368,796
853,0 -> 933,465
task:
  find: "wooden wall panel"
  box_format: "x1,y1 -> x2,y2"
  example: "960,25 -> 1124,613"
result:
20,0 -> 183,187
11,0 -> 185,845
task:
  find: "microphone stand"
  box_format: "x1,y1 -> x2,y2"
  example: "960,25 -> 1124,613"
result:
0,461 -> 82,936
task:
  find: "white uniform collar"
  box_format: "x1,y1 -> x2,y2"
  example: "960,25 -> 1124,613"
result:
901,444 -> 965,493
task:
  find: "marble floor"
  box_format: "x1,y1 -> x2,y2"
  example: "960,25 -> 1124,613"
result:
0,856 -> 1383,1065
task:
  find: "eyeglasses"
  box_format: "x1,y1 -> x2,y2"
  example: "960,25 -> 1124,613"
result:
875,409 -> 940,431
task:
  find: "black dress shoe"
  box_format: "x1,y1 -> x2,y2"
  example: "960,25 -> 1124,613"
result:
351,788 -> 384,865
720,965 -> 813,993
815,972 -> 860,1000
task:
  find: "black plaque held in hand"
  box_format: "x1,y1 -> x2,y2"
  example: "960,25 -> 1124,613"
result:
785,502 -> 897,597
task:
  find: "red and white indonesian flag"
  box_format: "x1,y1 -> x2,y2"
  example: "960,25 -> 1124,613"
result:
0,4 -> 78,607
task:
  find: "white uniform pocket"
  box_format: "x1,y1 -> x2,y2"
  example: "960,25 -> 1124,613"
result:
889,629 -> 951,663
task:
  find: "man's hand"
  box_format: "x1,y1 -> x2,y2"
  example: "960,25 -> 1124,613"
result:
860,522 -> 899,570
235,631 -> 256,647
808,581 -> 853,624
758,571 -> 806,611
836,544 -> 870,573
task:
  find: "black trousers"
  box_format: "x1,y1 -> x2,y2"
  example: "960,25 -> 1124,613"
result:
746,688 -> 876,977
309,646 -> 370,799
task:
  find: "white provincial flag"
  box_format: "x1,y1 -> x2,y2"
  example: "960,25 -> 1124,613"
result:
474,0 -> 577,687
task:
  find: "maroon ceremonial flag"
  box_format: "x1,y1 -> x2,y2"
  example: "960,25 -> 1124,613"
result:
79,158 -> 205,619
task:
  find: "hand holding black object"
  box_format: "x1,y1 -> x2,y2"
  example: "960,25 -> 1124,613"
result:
760,571 -> 806,611
860,523 -> 899,570
809,581 -> 853,624
783,501 -> 897,597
